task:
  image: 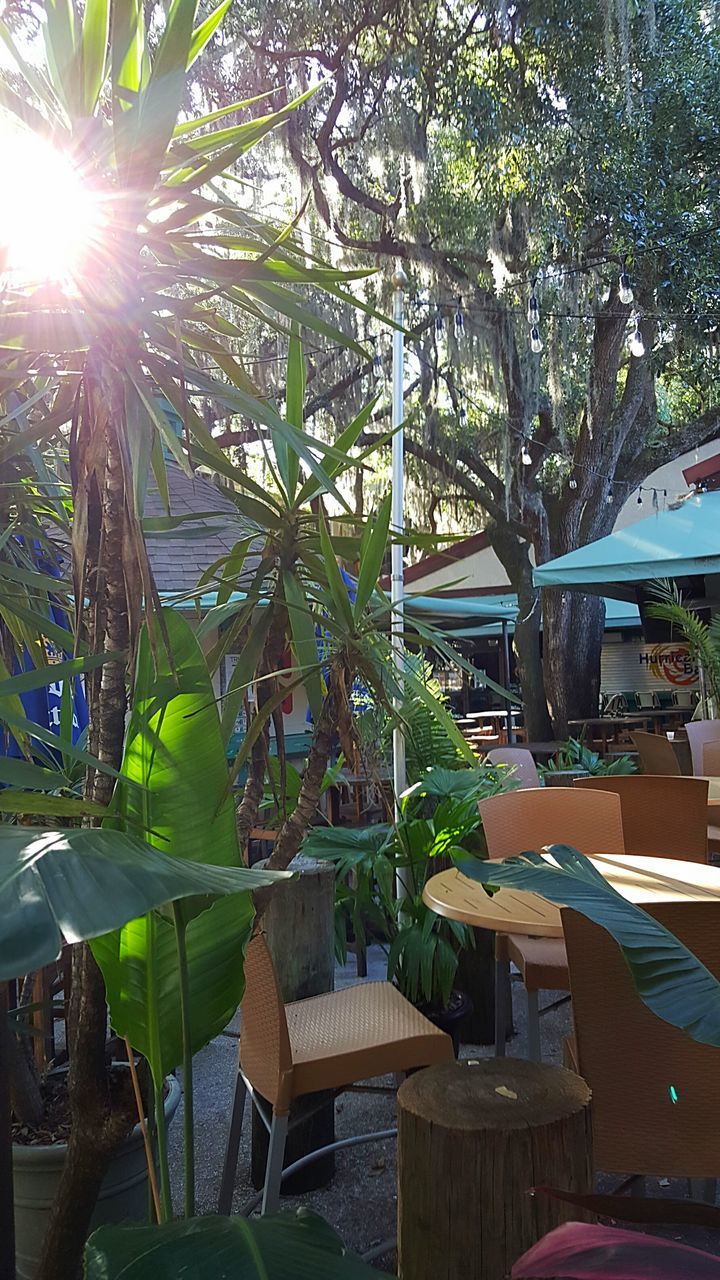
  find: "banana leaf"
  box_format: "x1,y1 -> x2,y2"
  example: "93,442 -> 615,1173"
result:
92,609 -> 282,1083
0,825 -> 279,980
458,845 -> 720,1046
85,1212 -> 381,1279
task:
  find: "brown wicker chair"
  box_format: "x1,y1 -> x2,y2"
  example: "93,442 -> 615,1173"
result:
574,775 -> 709,861
563,900 -> 720,1187
629,730 -> 681,776
478,787 -> 625,1060
218,933 -> 453,1215
685,719 -> 720,776
702,740 -> 720,776
486,747 -> 540,788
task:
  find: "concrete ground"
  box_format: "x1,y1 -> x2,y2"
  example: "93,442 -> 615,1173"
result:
168,947 -> 720,1271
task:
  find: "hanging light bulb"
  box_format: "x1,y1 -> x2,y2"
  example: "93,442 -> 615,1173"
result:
628,314 -> 645,358
530,326 -> 543,353
568,475 -> 578,490
454,296 -> 464,339
601,280 -> 612,304
459,406 -> 468,426
618,264 -> 634,306
521,440 -> 532,466
606,485 -> 614,505
636,489 -> 643,505
527,280 -> 540,325
372,349 -> 383,379
435,308 -> 445,336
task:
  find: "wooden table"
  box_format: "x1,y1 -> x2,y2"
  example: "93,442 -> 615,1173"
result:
518,741 -> 566,759
698,776 -> 720,809
568,716 -> 651,752
466,711 -> 522,722
423,854 -> 720,937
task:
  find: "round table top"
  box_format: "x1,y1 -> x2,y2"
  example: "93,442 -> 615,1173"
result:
423,854 -> 720,938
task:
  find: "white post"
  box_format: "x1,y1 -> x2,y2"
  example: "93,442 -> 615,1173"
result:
391,267 -> 408,823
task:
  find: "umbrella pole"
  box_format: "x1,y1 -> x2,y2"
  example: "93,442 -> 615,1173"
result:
391,269 -> 408,896
501,619 -> 515,743
391,268 -> 408,817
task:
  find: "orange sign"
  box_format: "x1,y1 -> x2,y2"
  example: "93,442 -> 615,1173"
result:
641,644 -> 698,686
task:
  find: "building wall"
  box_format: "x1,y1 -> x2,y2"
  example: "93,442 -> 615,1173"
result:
407,542 -> 510,592
600,632 -> 699,695
614,438 -> 720,531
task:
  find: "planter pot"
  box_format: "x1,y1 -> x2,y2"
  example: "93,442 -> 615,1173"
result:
419,991 -> 473,1058
13,1071 -> 181,1280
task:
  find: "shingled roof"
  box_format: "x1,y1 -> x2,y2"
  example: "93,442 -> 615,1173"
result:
144,460 -> 260,596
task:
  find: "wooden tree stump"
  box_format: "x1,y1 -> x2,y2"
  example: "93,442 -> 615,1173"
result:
397,1058 -> 592,1280
251,853 -> 336,1194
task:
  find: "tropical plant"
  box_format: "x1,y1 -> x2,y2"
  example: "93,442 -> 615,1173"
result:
85,1210 -> 382,1279
512,1221 -> 720,1279
0,795 -> 283,1280
0,0 -> 398,1266
647,581 -> 720,718
541,737 -> 637,778
458,845 -> 720,1046
304,763 -> 512,1009
188,332 -> 478,892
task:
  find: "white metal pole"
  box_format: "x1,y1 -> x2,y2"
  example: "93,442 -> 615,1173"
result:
390,267 -> 408,821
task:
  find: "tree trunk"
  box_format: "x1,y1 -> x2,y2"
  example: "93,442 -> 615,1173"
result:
37,414 -> 135,1280
254,669 -> 345,915
541,589 -> 605,736
489,524 -> 552,741
397,1058 -> 592,1280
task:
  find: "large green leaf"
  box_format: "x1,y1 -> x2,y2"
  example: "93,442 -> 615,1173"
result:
0,825 -> 278,981
354,493 -> 392,620
85,1212 -> 381,1279
283,570 -> 324,722
80,0 -> 110,112
92,609 -> 273,1083
459,845 -> 720,1046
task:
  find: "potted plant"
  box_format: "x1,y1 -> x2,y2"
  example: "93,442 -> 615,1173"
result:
304,762 -> 513,1053
541,737 -> 637,778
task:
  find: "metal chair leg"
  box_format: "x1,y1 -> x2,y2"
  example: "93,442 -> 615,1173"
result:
218,1070 -> 247,1214
689,1177 -> 717,1203
526,990 -> 541,1061
494,957 -> 511,1057
261,1112 -> 289,1215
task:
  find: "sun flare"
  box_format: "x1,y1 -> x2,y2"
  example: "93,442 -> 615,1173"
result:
0,122 -> 104,288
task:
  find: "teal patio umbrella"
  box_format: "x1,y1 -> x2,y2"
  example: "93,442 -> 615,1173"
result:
532,491 -> 720,601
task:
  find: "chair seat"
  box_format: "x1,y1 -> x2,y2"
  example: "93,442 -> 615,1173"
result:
285,981 -> 453,1101
507,934 -> 569,992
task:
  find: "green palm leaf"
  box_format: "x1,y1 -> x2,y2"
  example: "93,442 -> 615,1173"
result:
459,845 -> 720,1045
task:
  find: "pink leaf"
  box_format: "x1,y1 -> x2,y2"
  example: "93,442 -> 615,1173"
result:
512,1223 -> 720,1279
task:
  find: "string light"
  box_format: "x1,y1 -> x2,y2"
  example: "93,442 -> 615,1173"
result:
457,387 -> 467,425
435,308 -> 445,336
568,476 -> 578,489
636,489 -> 643,505
618,261 -> 634,306
527,280 -> 540,326
372,349 -> 384,379
530,326 -> 543,354
521,440 -> 532,466
454,296 -> 465,340
628,314 -> 645,358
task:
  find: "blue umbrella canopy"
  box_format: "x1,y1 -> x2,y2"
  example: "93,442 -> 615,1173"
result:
532,491 -> 720,601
